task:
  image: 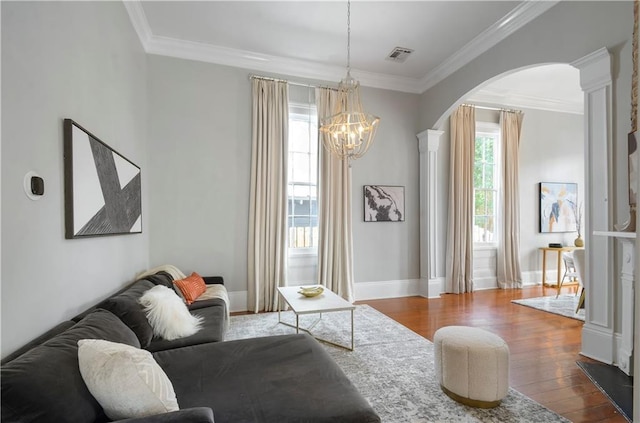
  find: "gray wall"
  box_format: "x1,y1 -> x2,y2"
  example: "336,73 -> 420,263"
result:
147,55 -> 421,305
352,87 -> 421,283
146,55 -> 252,294
420,1 -> 632,284
518,109 -> 584,275
1,2 -> 149,357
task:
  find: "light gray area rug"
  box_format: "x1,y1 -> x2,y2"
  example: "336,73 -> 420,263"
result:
512,294 -> 585,321
226,305 -> 569,423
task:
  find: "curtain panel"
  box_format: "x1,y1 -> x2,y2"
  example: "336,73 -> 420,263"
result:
248,79 -> 289,312
445,105 -> 475,293
497,110 -> 524,288
316,87 -> 355,302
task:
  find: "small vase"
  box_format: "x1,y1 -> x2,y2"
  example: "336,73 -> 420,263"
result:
574,235 -> 584,247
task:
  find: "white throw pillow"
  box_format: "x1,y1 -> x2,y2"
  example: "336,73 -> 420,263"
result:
77,339 -> 179,420
139,285 -> 203,340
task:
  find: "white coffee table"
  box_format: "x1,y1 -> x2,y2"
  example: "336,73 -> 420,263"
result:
277,286 -> 356,351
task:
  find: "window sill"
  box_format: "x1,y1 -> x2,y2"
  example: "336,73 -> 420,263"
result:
474,243 -> 498,251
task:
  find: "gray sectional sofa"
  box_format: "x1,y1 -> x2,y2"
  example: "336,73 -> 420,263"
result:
1,272 -> 380,423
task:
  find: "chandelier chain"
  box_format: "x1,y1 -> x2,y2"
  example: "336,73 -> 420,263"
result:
347,0 -> 351,73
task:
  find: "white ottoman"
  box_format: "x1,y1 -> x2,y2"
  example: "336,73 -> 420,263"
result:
434,326 -> 509,408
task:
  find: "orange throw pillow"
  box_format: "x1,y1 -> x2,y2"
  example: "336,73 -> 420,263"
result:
173,272 -> 206,305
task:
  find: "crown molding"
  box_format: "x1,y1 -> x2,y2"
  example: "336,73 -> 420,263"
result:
468,89 -> 584,115
145,35 -> 423,93
124,0 -> 557,95
418,0 -> 560,93
122,0 -> 152,49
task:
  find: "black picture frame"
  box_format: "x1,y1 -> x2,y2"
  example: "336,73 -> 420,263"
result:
363,185 -> 405,222
64,119 -> 142,239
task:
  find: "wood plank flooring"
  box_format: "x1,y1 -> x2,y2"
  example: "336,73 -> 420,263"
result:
358,285 -> 628,423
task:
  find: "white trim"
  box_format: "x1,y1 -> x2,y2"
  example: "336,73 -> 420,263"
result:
123,0 -> 556,95
428,278 -> 445,298
417,1 -> 559,93
354,279 -> 421,301
228,290 -> 248,313
473,277 -> 498,291
468,89 -> 583,115
122,0 -> 152,50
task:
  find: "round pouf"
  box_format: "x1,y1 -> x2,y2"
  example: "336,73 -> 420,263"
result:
434,326 -> 509,408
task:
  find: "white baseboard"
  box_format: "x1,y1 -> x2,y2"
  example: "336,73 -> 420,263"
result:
581,324 -> 615,364
228,290 -> 248,313
228,279 -> 424,312
428,278 -> 444,298
354,279 -> 421,301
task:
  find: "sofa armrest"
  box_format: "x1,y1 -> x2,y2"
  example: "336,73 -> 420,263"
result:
115,407 -> 214,423
202,276 -> 224,285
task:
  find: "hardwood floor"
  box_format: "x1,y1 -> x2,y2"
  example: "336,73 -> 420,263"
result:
358,285 -> 628,423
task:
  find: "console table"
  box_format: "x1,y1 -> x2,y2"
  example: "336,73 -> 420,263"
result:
539,246 -> 582,293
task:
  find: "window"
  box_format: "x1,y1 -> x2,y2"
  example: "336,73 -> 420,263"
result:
288,103 -> 318,250
473,123 -> 500,243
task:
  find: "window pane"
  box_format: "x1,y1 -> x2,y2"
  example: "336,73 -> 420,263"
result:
293,198 -> 311,215
474,129 -> 498,243
289,120 -> 311,153
486,190 -> 495,215
474,163 -> 483,188
484,164 -> 494,189
474,190 -> 485,215
291,152 -> 311,183
288,103 -> 319,249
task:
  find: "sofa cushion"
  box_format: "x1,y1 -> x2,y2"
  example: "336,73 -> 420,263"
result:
153,334 -> 381,423
139,285 -> 203,341
139,271 -> 174,289
0,321 -> 76,365
99,279 -> 155,347
173,272 -> 206,305
78,339 -> 179,420
1,309 -> 139,423
146,300 -> 226,353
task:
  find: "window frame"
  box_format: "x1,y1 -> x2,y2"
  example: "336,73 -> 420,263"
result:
473,121 -> 500,247
287,102 -> 319,256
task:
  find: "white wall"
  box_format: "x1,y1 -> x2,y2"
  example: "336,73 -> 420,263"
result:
147,55 -> 421,308
1,2 -> 149,357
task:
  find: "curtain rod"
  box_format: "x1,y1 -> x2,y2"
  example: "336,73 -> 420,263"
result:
249,74 -> 337,91
463,103 -> 522,114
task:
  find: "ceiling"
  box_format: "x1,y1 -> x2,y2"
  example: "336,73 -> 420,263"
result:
125,1 -> 583,114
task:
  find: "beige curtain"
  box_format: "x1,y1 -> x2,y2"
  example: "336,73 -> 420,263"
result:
316,87 -> 355,302
445,105 -> 475,293
497,110 -> 524,288
248,79 -> 289,312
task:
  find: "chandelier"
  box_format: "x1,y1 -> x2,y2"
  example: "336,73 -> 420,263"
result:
319,0 -> 380,162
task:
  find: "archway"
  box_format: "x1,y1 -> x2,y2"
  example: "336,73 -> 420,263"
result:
417,49 -> 625,376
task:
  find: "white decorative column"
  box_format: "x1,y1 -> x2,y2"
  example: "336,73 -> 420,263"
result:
572,48 -> 615,364
417,129 -> 443,298
593,231 -> 636,376
618,236 -> 635,375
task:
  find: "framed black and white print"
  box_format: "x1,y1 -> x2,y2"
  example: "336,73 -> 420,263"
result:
64,119 -> 142,238
363,185 -> 405,222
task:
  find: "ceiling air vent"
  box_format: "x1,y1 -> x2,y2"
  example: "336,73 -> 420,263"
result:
386,47 -> 414,63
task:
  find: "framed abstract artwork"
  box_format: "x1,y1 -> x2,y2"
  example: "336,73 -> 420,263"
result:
363,185 -> 405,222
539,182 -> 577,233
64,119 -> 142,238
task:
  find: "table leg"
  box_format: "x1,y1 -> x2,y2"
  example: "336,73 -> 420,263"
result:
350,309 -> 354,351
556,250 -> 562,294
542,250 -> 547,287
296,314 -> 299,334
